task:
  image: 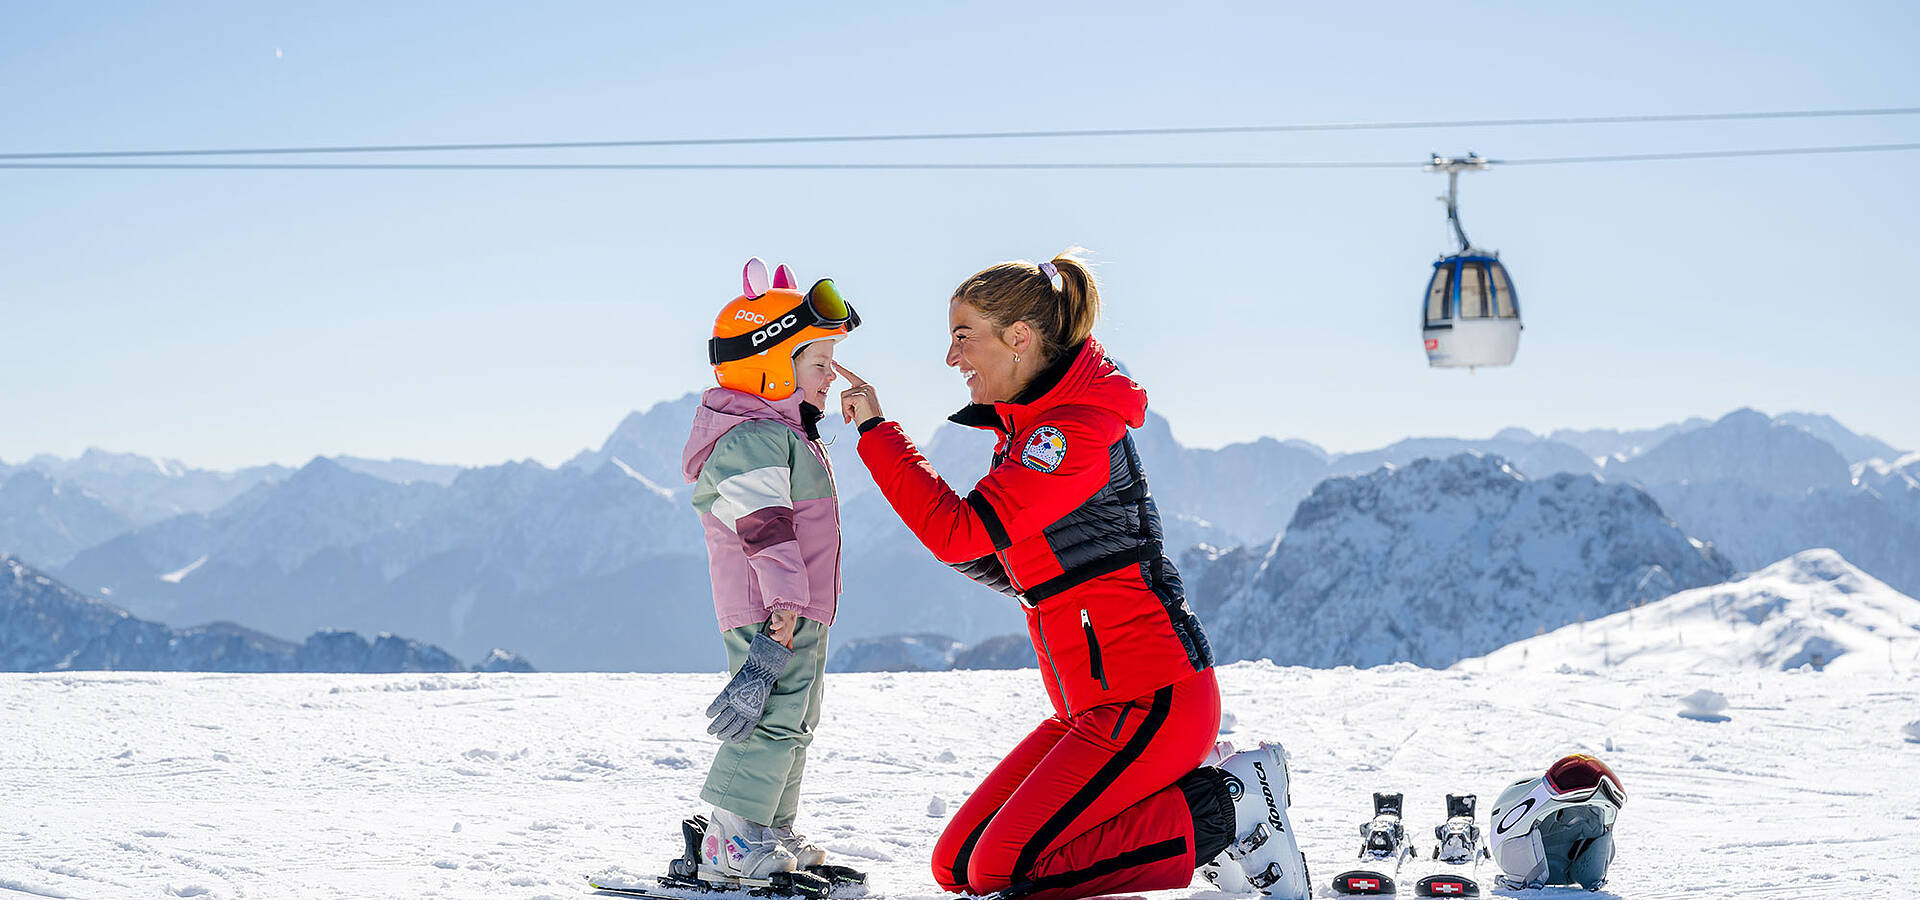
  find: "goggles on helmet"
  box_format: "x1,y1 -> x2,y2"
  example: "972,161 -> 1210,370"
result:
708,279 -> 861,365
1544,754 -> 1626,808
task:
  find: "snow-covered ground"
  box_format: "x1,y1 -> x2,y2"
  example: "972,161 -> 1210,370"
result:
2,663 -> 1915,899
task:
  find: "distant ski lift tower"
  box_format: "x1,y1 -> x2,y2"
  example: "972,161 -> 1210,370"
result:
1421,153 -> 1521,370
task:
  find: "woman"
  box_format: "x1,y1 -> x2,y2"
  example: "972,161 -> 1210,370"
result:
837,251 -> 1310,900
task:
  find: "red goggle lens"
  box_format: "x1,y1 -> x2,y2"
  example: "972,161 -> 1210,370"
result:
1546,754 -> 1626,805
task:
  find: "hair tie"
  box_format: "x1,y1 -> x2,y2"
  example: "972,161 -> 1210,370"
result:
1037,261 -> 1061,290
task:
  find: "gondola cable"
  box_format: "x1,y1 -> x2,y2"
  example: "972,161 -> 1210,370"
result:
1,106 -> 1917,160
0,141 -> 1917,170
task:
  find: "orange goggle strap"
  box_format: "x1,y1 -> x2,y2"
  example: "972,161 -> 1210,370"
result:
709,280 -> 860,365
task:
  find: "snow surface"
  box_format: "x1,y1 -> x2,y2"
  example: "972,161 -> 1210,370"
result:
3,663 -> 1914,899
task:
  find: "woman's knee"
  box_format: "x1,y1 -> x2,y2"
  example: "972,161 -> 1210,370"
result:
931,814 -> 989,892
960,823 -> 1022,893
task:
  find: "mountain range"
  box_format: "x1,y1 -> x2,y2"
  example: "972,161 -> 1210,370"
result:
1,554 -> 528,673
2,401 -> 1910,672
1194,452 -> 1737,668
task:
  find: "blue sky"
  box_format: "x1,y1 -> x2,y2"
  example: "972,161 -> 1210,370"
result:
3,2 -> 1916,469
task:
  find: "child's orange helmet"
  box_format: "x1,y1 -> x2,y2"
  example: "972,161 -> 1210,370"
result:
708,258 -> 861,401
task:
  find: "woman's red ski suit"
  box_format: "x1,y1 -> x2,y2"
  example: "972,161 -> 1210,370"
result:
857,338 -> 1224,900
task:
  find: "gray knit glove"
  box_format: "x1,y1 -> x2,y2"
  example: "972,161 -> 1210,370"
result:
705,631 -> 793,743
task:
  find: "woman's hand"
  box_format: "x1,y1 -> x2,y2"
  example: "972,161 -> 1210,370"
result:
835,362 -> 884,425
766,609 -> 797,649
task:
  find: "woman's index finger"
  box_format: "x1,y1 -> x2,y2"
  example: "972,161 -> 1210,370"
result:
832,361 -> 868,386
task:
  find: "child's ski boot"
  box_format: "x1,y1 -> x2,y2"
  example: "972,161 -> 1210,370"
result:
771,824 -> 867,888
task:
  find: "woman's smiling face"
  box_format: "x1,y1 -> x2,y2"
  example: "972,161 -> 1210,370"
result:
947,298 -> 1024,404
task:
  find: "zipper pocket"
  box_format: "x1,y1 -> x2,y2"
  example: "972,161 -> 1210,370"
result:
1109,701 -> 1134,740
1081,609 -> 1109,690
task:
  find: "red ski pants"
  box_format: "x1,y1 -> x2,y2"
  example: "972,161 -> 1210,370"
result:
932,668 -> 1221,900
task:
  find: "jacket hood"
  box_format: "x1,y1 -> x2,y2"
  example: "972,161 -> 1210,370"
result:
681,387 -> 811,482
950,337 -> 1147,432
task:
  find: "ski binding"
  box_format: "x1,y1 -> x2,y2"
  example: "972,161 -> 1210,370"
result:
587,816 -> 852,899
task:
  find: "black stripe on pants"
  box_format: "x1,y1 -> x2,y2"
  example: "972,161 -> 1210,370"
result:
999,836 -> 1191,900
1010,686 -> 1174,881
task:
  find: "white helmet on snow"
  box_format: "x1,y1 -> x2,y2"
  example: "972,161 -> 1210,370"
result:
1488,754 -> 1625,891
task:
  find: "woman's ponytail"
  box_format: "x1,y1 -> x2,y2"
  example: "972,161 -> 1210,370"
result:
1047,248 -> 1100,349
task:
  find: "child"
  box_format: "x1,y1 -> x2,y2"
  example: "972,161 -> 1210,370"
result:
678,258 -> 858,888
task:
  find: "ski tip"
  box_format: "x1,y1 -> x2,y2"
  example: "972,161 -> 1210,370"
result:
1413,873 -> 1481,898
1330,870 -> 1395,895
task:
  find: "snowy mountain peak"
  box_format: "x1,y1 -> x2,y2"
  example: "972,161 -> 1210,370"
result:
1855,452 -> 1920,493
3,467 -> 62,499
1286,451 -> 1532,533
563,393 -> 701,487
289,454 -> 351,481
272,456 -> 426,503
1468,549 -> 1920,674
0,470 -> 132,569
70,448 -> 186,479
330,456 -> 464,487
1718,407 -> 1773,430
1773,412 -> 1905,465
1606,407 -> 1852,495
1200,452 -> 1733,668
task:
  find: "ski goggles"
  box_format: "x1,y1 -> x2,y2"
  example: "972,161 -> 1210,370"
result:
1491,758 -> 1624,853
708,279 -> 861,365
1544,754 -> 1626,808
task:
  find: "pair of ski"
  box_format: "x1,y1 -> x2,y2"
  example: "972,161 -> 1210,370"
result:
1330,792 -> 1488,898
588,815 -> 868,899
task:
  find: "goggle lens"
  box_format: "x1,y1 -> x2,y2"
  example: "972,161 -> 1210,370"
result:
1546,754 -> 1626,805
807,279 -> 852,325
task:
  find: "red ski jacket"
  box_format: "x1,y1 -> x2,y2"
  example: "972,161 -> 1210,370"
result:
857,338 -> 1212,717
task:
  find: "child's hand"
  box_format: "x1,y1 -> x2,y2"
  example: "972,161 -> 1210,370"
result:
766,609 -> 797,649
835,362 -> 883,425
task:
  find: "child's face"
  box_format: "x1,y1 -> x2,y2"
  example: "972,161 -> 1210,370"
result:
793,341 -> 838,409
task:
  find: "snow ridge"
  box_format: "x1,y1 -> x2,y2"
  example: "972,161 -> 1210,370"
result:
1468,548 -> 1920,674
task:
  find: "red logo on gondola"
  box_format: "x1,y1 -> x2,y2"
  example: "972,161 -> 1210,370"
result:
1424,339 -> 1439,351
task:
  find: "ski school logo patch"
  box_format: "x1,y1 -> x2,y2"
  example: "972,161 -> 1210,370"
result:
1020,426 -> 1068,472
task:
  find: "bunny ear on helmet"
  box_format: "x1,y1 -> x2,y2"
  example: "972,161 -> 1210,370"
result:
743,258 -> 771,298
772,264 -> 798,290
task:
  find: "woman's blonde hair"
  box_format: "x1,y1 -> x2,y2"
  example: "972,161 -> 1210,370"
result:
951,247 -> 1100,365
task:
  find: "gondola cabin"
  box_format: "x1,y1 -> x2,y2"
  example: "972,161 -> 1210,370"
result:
1422,252 -> 1520,369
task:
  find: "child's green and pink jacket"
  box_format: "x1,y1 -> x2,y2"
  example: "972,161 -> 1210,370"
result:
680,387 -> 842,631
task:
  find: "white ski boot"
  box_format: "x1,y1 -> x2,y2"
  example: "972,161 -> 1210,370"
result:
1197,741 -> 1256,893
699,807 -> 799,886
1199,852 -> 1257,893
1216,742 -> 1311,900
769,824 -> 826,869
772,823 -> 871,888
